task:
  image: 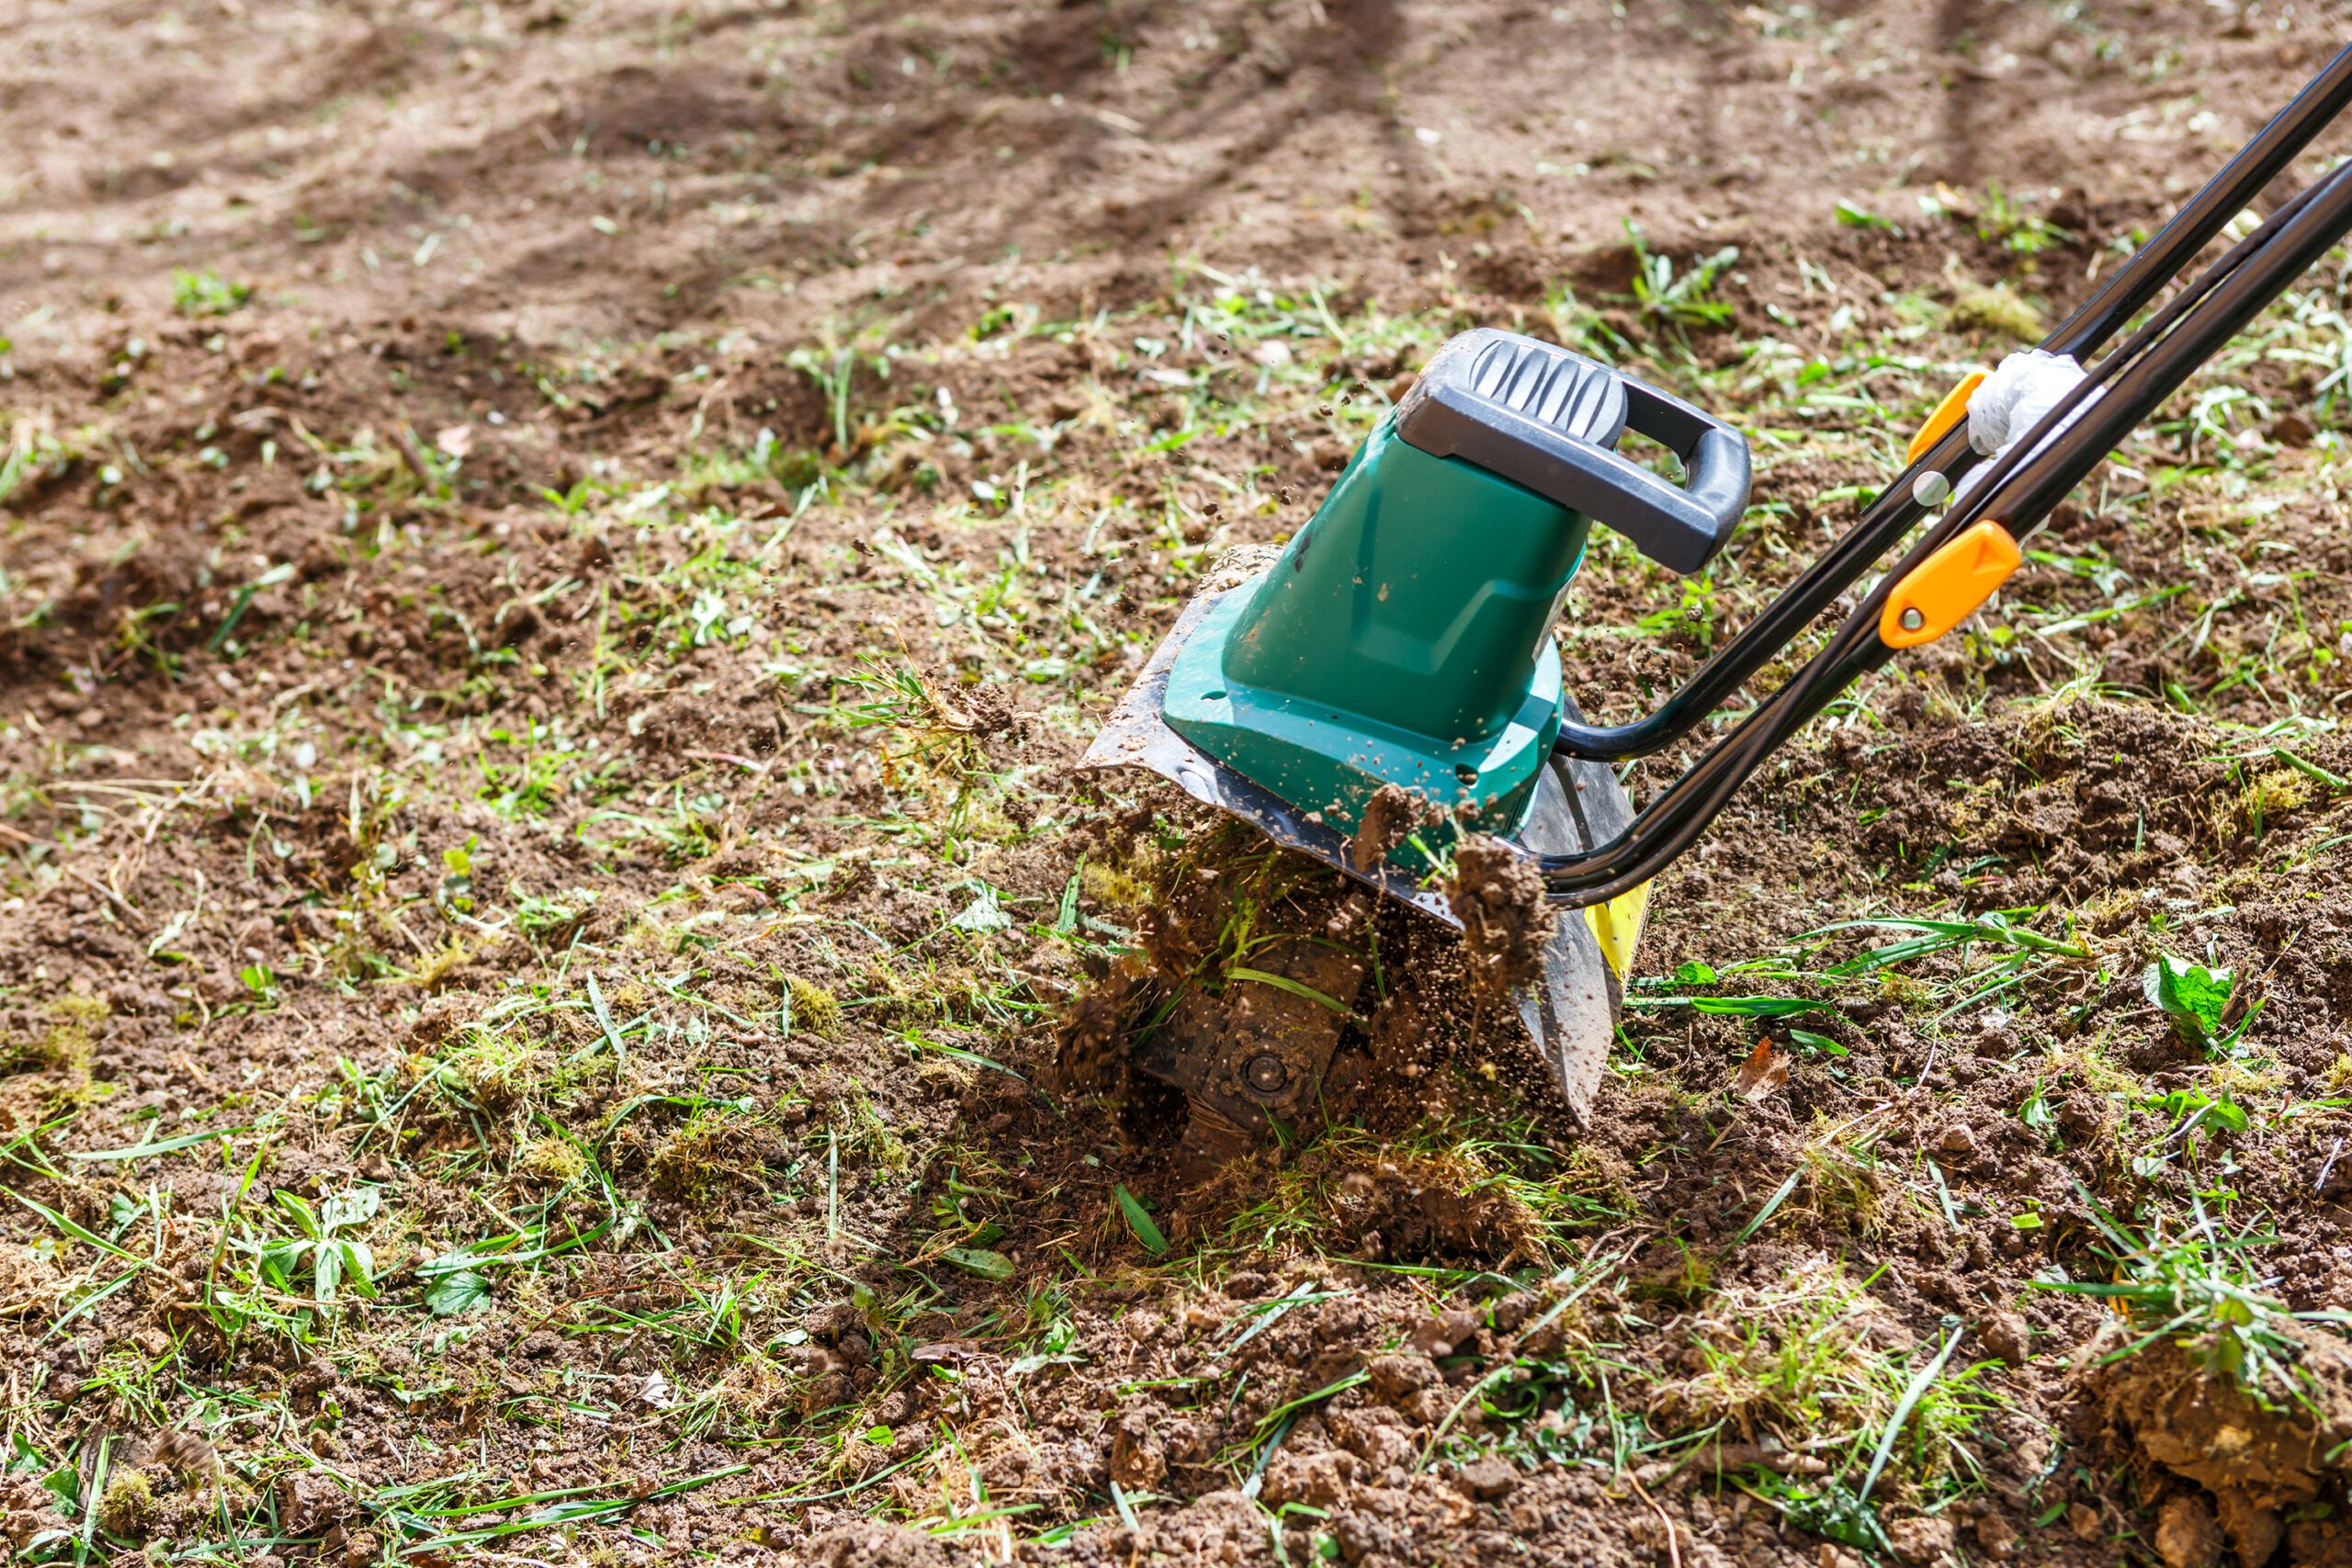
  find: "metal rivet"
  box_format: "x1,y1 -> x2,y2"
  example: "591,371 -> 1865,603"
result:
1245,1053 -> 1289,1093
1899,606 -> 1926,631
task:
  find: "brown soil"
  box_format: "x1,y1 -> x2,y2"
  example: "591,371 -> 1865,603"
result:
2087,1321 -> 2352,1568
1444,833 -> 1557,1009
4,2 -> 2352,1565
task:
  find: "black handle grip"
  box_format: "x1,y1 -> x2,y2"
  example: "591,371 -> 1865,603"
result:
1394,330 -> 1752,574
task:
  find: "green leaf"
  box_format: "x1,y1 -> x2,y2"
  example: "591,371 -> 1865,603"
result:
320,1186 -> 380,1232
1834,198 -> 1899,233
274,1190 -> 322,1239
1114,1185 -> 1169,1257
66,1125 -> 247,1163
2144,953 -> 2233,1043
1787,1029 -> 1849,1057
1670,960 -> 1719,985
426,1269 -> 493,1316
1736,1168 -> 1803,1245
338,1239 -> 378,1298
0,1189 -> 150,1267
1631,994 -> 1826,1018
259,1237 -> 309,1291
941,1247 -> 1016,1280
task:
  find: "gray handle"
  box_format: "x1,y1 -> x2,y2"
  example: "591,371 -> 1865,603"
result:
1396,330 -> 1753,575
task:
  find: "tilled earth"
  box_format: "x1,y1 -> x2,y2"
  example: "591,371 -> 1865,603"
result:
5,2 -> 2352,1565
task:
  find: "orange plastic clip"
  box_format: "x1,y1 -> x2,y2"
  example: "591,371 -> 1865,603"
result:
1905,370 -> 1986,466
1880,520 -> 2021,649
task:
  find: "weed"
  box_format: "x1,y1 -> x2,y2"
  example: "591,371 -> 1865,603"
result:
1,991 -> 107,1077
173,268 -> 252,316
516,1134 -> 588,1184
238,1187 -> 381,1325
2050,1191 -> 2351,1414
431,1025 -> 546,1111
650,1104 -> 776,1208
1944,284 -> 2044,342
1975,184 -> 2073,254
1623,221 -> 1741,333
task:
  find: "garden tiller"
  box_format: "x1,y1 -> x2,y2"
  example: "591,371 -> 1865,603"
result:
1081,46 -> 2352,1130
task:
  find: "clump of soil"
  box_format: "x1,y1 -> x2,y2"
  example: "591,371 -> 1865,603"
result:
2085,1318 -> 2352,1566
1443,834 -> 1556,1009
1349,783 -> 1435,874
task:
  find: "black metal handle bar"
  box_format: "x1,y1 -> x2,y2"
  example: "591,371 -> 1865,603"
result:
1536,144 -> 2352,906
1552,39 -> 2352,763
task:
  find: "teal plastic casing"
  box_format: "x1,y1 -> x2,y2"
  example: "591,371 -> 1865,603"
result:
1160,419 -> 1592,869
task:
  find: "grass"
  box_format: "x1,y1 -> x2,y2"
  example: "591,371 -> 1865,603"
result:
2,161 -> 2350,1568
2049,1190 -> 2352,1416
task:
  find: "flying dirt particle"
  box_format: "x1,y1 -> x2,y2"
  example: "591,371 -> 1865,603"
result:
1443,834 -> 1555,1009
1979,1310 -> 2031,1367
142,1429 -> 218,1480
1884,1515 -> 1956,1565
2089,1314 -> 2352,1568
954,682 -> 1016,736
1350,783 -> 1433,874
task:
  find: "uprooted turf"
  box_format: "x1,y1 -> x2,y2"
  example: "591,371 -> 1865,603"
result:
4,3 -> 2352,1565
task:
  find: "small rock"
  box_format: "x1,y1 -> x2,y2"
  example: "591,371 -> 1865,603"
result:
1882,1514 -> 1956,1561
1979,1311 -> 2032,1368
2268,411 -> 2315,446
1261,1447 -> 1356,1508
1453,1454 -> 1518,1501
1936,1123 -> 1977,1158
2155,1495 -> 2223,1568
1407,1309 -> 1483,1359
2066,1503 -> 2102,1541
1972,1508 -> 2019,1558
2213,1489 -> 2281,1568
1885,1513 -> 1955,1565
1108,1405 -> 1166,1489
1367,1353 -> 1440,1404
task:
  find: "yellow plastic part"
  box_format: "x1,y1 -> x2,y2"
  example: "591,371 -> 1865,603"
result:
1880,520 -> 2022,649
1905,370 -> 1985,466
1583,880 -> 1652,981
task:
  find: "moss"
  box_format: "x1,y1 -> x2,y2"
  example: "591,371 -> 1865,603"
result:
515,1134 -> 586,1184
650,1106 -> 775,1208
3,991 -> 107,1077
2243,767 -> 2315,828
403,937 -> 478,989
436,1028 -> 542,1111
1943,283 -> 2044,342
96,1467 -> 155,1536
1080,857 -> 1157,909
784,975 -> 841,1038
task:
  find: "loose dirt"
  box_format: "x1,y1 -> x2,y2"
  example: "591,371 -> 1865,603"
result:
5,1 -> 2352,1565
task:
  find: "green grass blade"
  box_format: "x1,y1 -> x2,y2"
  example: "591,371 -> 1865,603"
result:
1114,1185 -> 1169,1256
66,1125 -> 248,1163
1735,1168 -> 1803,1245
1226,966 -> 1350,1015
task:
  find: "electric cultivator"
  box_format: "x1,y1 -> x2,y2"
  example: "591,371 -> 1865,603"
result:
1080,48 -> 2352,1140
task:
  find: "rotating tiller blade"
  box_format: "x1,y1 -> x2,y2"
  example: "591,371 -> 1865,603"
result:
1081,330 -> 1750,1125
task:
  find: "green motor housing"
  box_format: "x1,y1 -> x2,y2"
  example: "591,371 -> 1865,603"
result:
1161,329 -> 1752,870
